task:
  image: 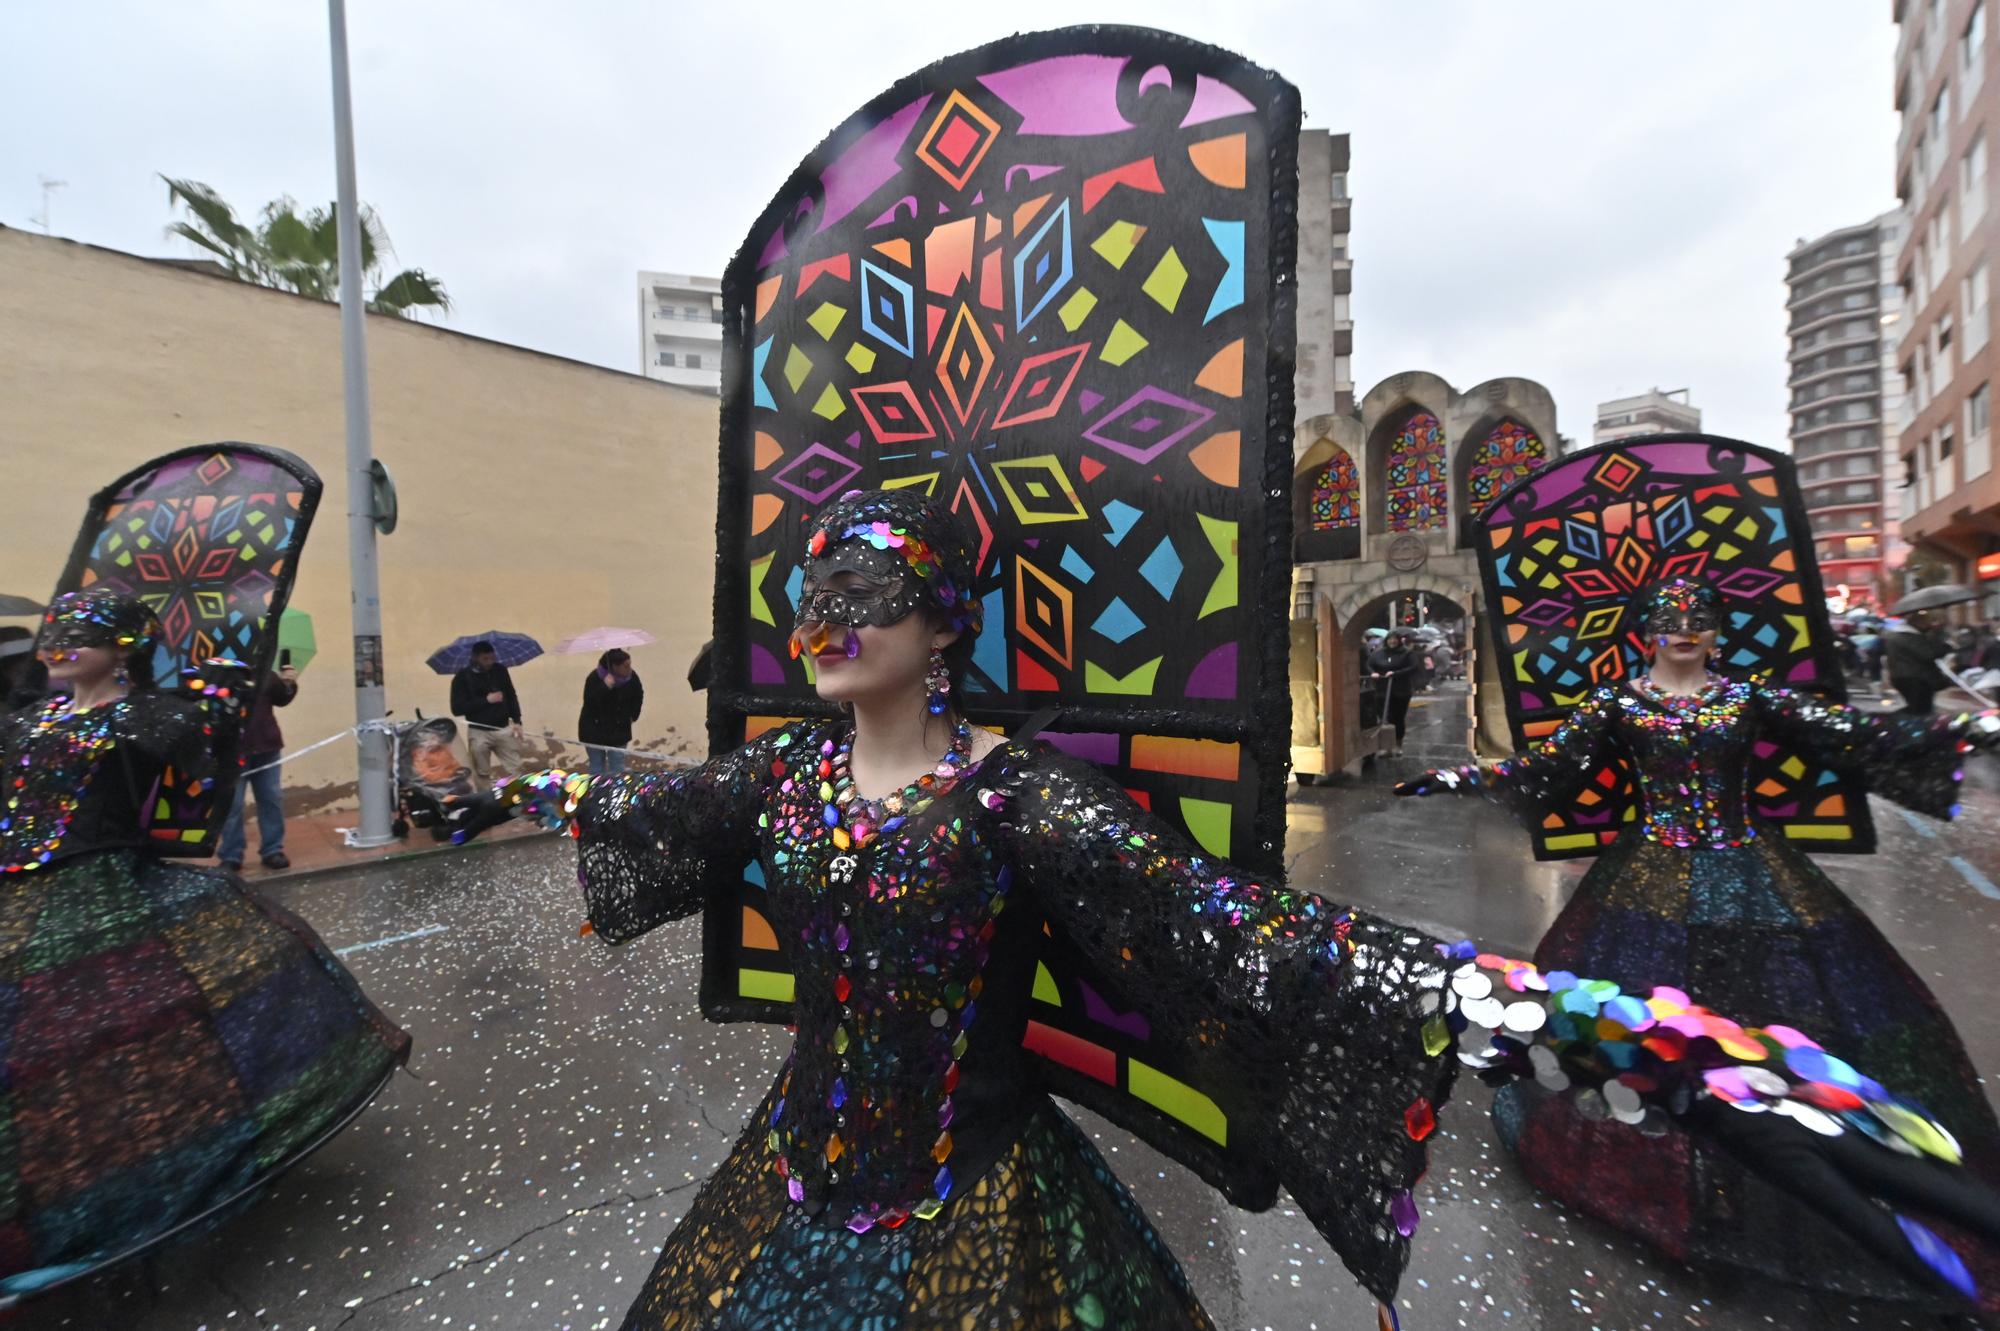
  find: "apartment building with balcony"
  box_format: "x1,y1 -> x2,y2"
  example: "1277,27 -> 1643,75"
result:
1592,387 -> 1701,445
1294,129 -> 1356,424
639,271 -> 723,393
1893,0 -> 2000,613
1785,210 -> 1908,608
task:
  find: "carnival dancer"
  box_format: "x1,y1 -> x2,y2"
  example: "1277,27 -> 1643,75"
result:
0,590 -> 409,1297
1398,574 -> 2000,1313
441,493 -> 2000,1328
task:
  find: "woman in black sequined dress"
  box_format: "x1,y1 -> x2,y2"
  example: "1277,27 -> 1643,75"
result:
448,501 -> 2000,1329
1401,575 -> 2000,1313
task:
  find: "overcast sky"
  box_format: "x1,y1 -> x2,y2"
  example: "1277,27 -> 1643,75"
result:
3,2 -> 1900,449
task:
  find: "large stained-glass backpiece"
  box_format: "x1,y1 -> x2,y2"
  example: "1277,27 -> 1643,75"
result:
1464,420 -> 1546,519
1384,410 -> 1448,532
1475,435 -> 1869,860
707,30 -> 1301,1202
52,443 -> 323,855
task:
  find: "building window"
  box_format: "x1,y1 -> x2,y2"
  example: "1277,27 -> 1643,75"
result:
1967,259 -> 1991,353
1968,1 -> 1988,99
685,353 -> 702,370
657,351 -> 676,367
1383,410 -> 1449,532
1970,382 -> 1994,479
711,309 -> 725,324
684,305 -> 703,319
1464,420 -> 1548,518
1964,131 -> 1988,236
1931,86 -> 1952,178
1309,446 -> 1360,530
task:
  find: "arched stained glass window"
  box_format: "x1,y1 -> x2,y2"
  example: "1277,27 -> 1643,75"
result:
1384,411 -> 1448,532
1309,445 -> 1359,530
1464,420 -> 1548,517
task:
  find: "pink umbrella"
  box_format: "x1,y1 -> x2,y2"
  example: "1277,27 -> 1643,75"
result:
553,627 -> 658,655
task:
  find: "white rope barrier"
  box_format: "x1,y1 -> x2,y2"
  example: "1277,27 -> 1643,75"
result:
240,719 -> 697,778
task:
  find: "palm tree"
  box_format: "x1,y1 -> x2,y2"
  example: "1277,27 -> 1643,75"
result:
162,176 -> 451,319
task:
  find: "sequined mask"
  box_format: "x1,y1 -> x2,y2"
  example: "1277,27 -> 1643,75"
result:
1641,579 -> 1721,638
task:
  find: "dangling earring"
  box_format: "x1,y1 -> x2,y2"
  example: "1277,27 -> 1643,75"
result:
113,663 -> 130,687
925,647 -> 950,716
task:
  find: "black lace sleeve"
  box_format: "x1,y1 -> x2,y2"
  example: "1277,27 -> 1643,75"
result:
567,723 -> 799,944
987,746 -> 1456,1304
1406,684 -> 1620,824
1755,684 -> 1970,819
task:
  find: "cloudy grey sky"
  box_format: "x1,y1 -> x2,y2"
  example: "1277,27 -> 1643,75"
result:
3,2 -> 1899,448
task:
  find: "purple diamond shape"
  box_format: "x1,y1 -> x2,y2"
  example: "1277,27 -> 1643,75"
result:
1517,597 -> 1575,628
1082,387 -> 1215,464
1712,567 -> 1783,599
771,441 -> 863,505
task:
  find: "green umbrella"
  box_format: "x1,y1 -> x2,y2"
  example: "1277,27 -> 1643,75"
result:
277,607 -> 317,672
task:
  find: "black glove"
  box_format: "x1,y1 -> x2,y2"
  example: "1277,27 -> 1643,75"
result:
442,791 -> 513,843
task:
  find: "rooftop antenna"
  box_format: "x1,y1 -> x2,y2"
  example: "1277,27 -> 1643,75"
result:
31,177 -> 67,235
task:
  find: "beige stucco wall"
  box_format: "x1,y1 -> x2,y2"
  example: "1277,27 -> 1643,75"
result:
0,226 -> 721,810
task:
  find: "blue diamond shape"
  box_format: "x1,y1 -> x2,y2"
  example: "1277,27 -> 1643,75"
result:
1138,538 -> 1181,598
1059,547 -> 1095,584
1091,597 -> 1144,643
1101,499 -> 1142,547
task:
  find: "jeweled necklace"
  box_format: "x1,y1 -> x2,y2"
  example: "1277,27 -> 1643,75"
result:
824,718 -> 973,849
1635,670 -> 1720,708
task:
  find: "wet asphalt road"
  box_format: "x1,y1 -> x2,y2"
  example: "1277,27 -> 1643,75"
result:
17,683 -> 2000,1331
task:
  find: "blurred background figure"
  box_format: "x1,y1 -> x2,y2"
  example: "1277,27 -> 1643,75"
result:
1366,628 -> 1419,756
0,627 -> 46,710
577,647 -> 644,776
218,659 -> 300,871
451,640 -> 523,781
1884,613 -> 1952,716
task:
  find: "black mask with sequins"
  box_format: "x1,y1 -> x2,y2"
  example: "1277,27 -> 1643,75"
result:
38,590 -> 163,657
794,490 -> 983,637
1638,577 -> 1722,638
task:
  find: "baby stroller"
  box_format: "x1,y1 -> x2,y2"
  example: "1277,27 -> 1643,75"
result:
394,713 -> 477,840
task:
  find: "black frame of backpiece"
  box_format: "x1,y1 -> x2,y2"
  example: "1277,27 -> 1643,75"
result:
1473,432 -> 1876,857
52,441 -> 325,688
700,26 -> 1298,992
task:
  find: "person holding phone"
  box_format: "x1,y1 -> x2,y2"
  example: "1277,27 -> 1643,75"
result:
218,652 -> 300,870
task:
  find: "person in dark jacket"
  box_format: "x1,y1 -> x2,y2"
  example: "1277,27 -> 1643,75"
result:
218,662 -> 300,870
1366,629 -> 1419,755
0,628 -> 47,711
1884,614 -> 1951,716
577,648 -> 645,776
451,641 -> 523,782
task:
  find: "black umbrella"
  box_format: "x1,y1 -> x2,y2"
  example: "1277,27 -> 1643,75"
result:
425,631 -> 544,675
0,594 -> 42,617
687,640 -> 714,692
1891,583 -> 1981,614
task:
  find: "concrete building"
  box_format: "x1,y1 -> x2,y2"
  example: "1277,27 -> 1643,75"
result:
1290,372 -> 1562,779
1785,209 -> 1909,610
1,225 -> 722,809
1593,387 -> 1701,445
1892,0 -> 2000,616
639,271 -> 724,393
1294,129 -> 1356,425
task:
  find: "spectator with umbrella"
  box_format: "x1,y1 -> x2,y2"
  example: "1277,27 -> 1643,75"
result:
436,632 -> 539,781
555,627 -> 655,777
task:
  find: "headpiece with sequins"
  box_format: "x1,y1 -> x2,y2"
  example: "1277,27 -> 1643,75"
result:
1635,576 -> 1722,637
39,589 -> 164,656
795,489 -> 983,638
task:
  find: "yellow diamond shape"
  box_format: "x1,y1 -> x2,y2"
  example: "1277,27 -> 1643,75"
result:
812,384 -> 845,420
784,345 -> 813,393
1100,319 -> 1147,366
1090,220 -> 1145,269
1142,247 -> 1187,311
807,302 -> 846,340
845,344 -> 877,373
1058,287 -> 1097,332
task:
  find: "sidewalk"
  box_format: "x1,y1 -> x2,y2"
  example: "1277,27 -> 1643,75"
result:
217,803 -> 553,885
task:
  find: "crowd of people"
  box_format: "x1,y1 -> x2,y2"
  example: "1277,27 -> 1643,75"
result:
446,641 -> 648,781
1835,612 -> 2000,714
1360,622 -> 1465,755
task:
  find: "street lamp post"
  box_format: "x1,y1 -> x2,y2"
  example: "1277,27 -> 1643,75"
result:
328,0 -> 395,847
